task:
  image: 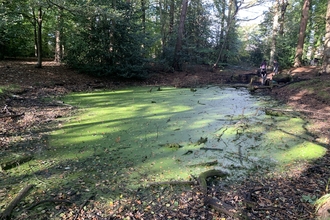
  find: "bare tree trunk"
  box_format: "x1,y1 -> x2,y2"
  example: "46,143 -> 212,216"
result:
213,0 -> 240,68
169,0 -> 174,34
141,0 -> 146,33
159,0 -> 165,50
55,30 -> 61,62
32,10 -> 38,57
270,0 -> 280,65
54,9 -> 63,63
36,7 -> 43,68
173,0 -> 188,71
322,0 -> 330,73
293,0 -> 311,67
279,0 -> 289,36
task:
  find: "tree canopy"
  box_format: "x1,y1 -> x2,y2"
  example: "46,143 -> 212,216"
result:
0,0 -> 328,77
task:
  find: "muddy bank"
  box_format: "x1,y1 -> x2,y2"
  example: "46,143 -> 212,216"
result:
1,61 -> 330,219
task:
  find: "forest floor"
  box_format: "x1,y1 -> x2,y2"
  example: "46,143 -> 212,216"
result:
1,60 -> 330,219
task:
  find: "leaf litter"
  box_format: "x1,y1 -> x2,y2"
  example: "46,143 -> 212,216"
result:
1,61 -> 330,219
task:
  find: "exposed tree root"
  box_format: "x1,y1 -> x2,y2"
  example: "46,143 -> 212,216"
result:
197,169 -> 228,194
196,169 -> 242,218
204,196 -> 235,217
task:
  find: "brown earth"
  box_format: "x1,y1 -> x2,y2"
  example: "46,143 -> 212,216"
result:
1,60 -> 330,219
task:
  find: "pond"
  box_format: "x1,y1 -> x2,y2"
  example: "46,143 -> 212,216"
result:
47,86 -> 326,197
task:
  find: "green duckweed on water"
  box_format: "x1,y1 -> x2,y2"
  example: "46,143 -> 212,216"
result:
1,86 -> 326,206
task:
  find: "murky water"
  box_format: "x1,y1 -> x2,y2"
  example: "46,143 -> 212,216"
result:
50,86 -> 326,190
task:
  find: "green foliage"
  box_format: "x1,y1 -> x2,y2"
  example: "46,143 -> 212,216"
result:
64,3 -> 149,78
301,194 -> 317,204
0,0 -> 328,72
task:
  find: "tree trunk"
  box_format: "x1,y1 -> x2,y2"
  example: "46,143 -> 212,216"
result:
54,9 -> 63,63
279,0 -> 289,36
173,0 -> 188,71
322,0 -> 330,73
270,0 -> 280,65
36,7 -> 43,68
159,0 -> 165,50
141,0 -> 146,33
32,10 -> 38,57
213,0 -> 240,67
169,0 -> 174,34
293,0 -> 311,67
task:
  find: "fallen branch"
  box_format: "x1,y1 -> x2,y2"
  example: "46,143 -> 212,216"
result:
1,154 -> 33,171
27,199 -> 73,210
0,113 -> 24,119
265,107 -> 330,116
0,184 -> 34,220
147,180 -> 194,187
265,108 -> 301,117
73,195 -> 95,220
182,150 -> 193,155
200,147 -> 223,151
187,160 -> 218,167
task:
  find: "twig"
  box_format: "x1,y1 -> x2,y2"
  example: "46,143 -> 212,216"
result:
28,164 -> 47,184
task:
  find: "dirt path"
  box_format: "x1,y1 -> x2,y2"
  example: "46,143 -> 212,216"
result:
1,60 -> 330,219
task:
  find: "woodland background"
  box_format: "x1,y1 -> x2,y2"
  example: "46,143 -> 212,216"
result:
3,0 -> 330,219
1,0 -> 330,76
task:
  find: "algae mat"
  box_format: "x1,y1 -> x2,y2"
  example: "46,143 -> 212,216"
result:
2,86 -> 325,205
50,86 -> 325,185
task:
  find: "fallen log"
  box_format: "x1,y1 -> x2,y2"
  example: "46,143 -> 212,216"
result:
0,184 -> 34,220
265,108 -> 301,117
1,154 -> 33,171
272,74 -> 292,83
220,83 -> 278,92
